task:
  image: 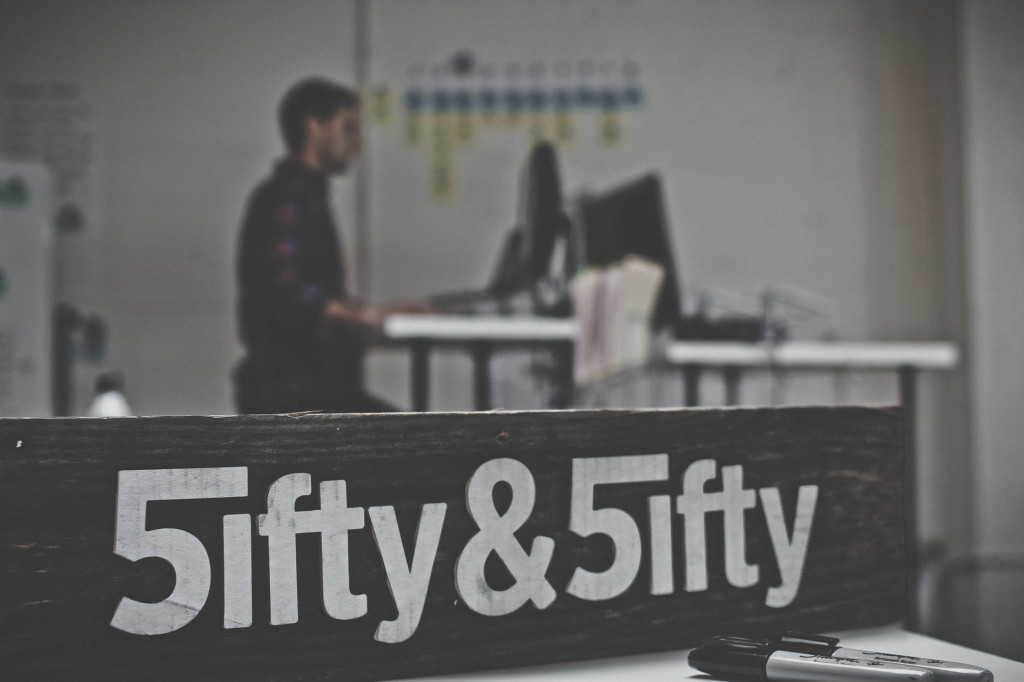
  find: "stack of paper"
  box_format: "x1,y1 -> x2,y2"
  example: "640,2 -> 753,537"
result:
571,256 -> 664,384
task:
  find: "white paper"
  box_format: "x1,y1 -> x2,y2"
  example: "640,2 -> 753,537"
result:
0,161 -> 52,416
570,256 -> 664,384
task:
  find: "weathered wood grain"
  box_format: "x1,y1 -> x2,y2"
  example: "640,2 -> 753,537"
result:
0,407 -> 906,681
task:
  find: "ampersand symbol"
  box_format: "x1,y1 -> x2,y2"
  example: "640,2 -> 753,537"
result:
455,458 -> 556,616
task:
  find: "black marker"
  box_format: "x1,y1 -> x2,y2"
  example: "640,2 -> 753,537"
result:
768,632 -> 993,682
689,635 -> 937,681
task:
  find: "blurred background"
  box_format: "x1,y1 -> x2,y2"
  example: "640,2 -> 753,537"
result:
1,0 -> 1021,661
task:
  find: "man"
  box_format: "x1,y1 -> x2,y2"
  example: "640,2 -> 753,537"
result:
235,78 -> 413,414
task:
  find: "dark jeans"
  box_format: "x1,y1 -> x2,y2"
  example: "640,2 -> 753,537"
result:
233,353 -> 398,414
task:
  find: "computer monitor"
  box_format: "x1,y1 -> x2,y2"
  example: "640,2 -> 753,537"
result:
518,141 -> 570,283
576,173 -> 683,330
430,143 -> 571,315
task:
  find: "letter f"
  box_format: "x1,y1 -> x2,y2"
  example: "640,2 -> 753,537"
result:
259,473 -> 310,625
258,473 -> 367,625
676,459 -> 718,592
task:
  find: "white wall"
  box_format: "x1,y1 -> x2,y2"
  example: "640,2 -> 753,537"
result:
0,0 -> 356,415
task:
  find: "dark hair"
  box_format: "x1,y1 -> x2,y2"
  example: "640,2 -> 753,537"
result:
278,78 -> 360,153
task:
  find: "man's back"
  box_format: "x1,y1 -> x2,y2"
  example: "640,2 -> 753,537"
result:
238,159 -> 344,351
235,159 -> 363,413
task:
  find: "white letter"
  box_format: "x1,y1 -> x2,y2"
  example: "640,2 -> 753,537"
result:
223,513 -> 252,629
648,495 -> 674,595
759,485 -> 818,608
318,480 -> 367,621
566,454 -> 669,601
720,465 -> 759,588
369,503 -> 447,643
258,473 -> 308,625
110,467 -> 248,635
675,459 -> 719,592
455,458 -> 556,616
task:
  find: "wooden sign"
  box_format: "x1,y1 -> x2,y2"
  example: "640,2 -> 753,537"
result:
0,407 -> 906,680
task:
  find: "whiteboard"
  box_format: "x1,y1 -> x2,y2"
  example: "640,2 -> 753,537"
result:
0,160 -> 52,416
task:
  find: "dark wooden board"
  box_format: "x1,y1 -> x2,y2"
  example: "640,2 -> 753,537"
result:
0,407 -> 906,680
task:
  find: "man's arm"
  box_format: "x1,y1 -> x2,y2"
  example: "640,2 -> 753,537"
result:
322,298 -> 385,329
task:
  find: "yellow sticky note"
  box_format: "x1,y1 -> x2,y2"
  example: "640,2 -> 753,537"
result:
454,112 -> 477,146
431,145 -> 454,203
529,111 -> 554,144
600,111 -> 623,147
479,109 -> 500,129
404,111 -> 425,146
506,108 -> 527,130
432,112 -> 454,153
554,112 -> 575,146
369,87 -> 393,126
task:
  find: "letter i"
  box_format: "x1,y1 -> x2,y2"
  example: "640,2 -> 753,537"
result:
648,495 -> 674,595
223,513 -> 253,629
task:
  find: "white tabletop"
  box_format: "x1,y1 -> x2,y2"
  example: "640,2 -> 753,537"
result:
665,340 -> 960,370
384,314 -> 577,341
385,315 -> 958,371
394,626 -> 1021,681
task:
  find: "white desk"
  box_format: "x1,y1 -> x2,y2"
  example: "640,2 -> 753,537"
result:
384,314 -> 577,342
665,340 -> 958,368
665,339 -> 958,405
394,626 -> 1022,681
384,315 -> 957,414
383,315 -> 577,412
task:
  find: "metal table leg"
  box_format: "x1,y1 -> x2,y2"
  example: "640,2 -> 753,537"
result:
723,367 -> 742,406
411,340 -> 431,412
683,364 -> 702,407
899,365 -> 920,631
550,341 -> 574,409
471,342 -> 492,411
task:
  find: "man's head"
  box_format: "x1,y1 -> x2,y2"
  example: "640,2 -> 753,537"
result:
279,78 -> 362,174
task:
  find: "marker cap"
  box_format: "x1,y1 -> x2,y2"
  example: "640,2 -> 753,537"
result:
773,631 -> 841,655
688,636 -> 773,680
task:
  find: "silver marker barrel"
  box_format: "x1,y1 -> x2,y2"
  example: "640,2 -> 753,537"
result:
832,648 -> 993,682
768,652 -> 937,681
772,632 -> 994,682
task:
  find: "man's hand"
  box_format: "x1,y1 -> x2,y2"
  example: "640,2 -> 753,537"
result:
380,298 -> 439,315
322,298 -> 385,330
322,296 -> 438,338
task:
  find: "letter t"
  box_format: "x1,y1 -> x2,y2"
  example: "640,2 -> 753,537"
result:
720,465 -> 759,588
258,474 -> 366,625
676,459 -> 720,592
